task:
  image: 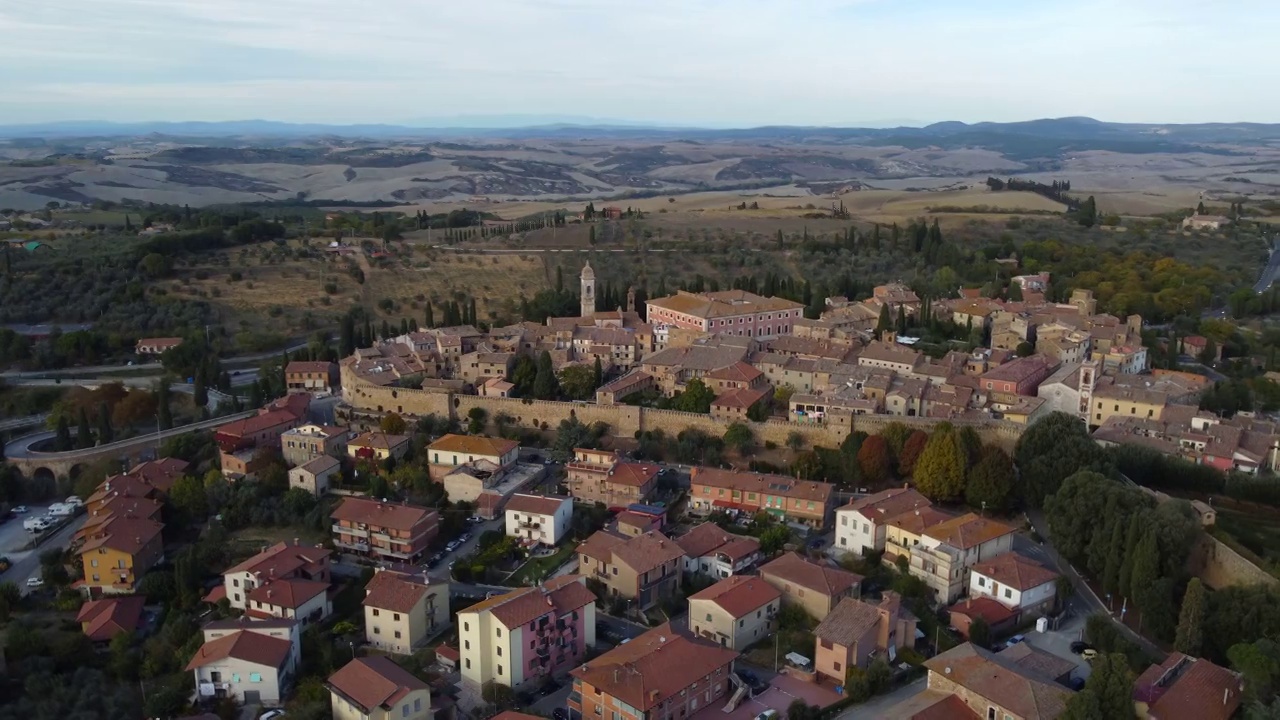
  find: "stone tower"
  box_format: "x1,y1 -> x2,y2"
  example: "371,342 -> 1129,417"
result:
580,262 -> 596,318
626,286 -> 636,314
1078,358 -> 1099,421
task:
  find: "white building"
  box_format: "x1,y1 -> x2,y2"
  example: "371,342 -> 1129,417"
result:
968,552 -> 1061,617
834,487 -> 932,557
504,494 -> 573,546
187,618 -> 301,707
673,522 -> 762,580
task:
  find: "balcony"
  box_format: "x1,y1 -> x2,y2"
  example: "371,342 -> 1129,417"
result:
333,524 -> 368,537
519,520 -> 541,530
333,538 -> 370,552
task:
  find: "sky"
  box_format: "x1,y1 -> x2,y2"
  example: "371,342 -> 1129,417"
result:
0,0 -> 1276,127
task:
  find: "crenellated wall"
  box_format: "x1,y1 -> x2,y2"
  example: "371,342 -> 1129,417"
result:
341,364 -> 1026,450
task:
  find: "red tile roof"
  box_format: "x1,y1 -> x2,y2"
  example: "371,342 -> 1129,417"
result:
842,487 -> 931,521
505,494 -> 570,516
759,552 -> 861,598
460,575 -> 596,629
76,595 -> 146,641
216,409 -> 298,439
924,513 -> 1016,550
349,432 -> 411,450
673,522 -> 759,560
692,467 -> 834,505
571,622 -> 739,712
427,433 -> 518,457
247,578 -> 329,610
924,643 -> 1072,720
610,531 -> 687,575
711,386 -> 770,410
948,597 -> 1018,626
1136,653 -> 1243,720
706,362 -> 764,383
286,361 -> 334,374
185,630 -> 293,670
331,497 -> 438,532
326,656 -> 428,714
363,568 -> 434,614
689,576 -> 780,618
77,516 -> 164,556
970,552 -> 1060,591
909,693 -> 982,720
224,540 -> 331,577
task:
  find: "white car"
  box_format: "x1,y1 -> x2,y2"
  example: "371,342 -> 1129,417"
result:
259,710 -> 287,720
26,576 -> 43,589
11,505 -> 27,514
64,496 -> 83,507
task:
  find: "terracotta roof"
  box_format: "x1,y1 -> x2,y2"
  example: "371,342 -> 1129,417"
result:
578,531 -> 627,563
706,362 -> 764,383
77,516 -> 164,556
266,392 -> 312,419
711,386 -> 770,410
981,355 -> 1056,384
691,467 -> 834,505
185,630 -> 293,670
858,341 -> 922,366
127,458 -> 189,492
286,361 -> 334,374
647,290 -> 802,319
1135,653 -> 1243,720
87,474 -> 156,507
924,643 -> 1072,720
948,597 -> 1017,626
617,511 -> 659,530
842,487 -> 932,522
224,540 -> 331,577
77,595 -> 146,641
814,596 -> 886,647
611,531 -> 687,575
924,513 -> 1015,550
571,622 -> 739,711
434,645 -> 459,661
297,454 -> 341,475
602,462 -> 661,487
971,552 -> 1060,591
327,656 -> 428,714
427,433 -> 518,457
505,494 -> 570,516
349,432 -> 410,450
138,337 -> 183,348
331,497 -> 438,532
689,576 -> 780,618
759,552 -> 861,597
217,408 -> 300,439
247,578 -> 329,610
363,568 -> 434,614
459,576 -> 596,629
908,693 -> 981,720
1000,642 -> 1078,681
674,522 -> 758,560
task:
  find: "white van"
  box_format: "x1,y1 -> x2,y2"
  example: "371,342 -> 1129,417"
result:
23,517 -> 50,532
48,504 -> 75,517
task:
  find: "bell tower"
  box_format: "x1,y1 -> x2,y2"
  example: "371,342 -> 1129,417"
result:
1078,359 -> 1099,422
580,262 -> 596,318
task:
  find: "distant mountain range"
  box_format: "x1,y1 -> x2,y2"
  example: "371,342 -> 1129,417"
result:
2,116 -> 1280,147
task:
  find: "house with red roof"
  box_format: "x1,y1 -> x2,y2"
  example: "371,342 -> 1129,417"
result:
363,566 -> 450,655
330,497 -> 439,564
214,540 -> 331,614
1133,653 -> 1243,720
504,493 -> 572,546
968,552 -> 1061,617
565,448 -> 660,509
187,618 -> 302,706
327,655 -> 432,720
688,575 -> 781,649
77,595 -> 147,641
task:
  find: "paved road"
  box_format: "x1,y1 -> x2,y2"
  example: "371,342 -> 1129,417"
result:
834,677 -> 926,719
0,414 -> 48,432
0,342 -> 313,380
0,511 -> 88,597
3,410 -> 255,460
1255,247 -> 1280,294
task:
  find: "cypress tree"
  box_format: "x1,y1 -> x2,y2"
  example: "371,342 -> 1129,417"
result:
1174,578 -> 1206,655
157,379 -> 173,431
876,304 -> 892,334
1101,518 -> 1126,598
76,406 -> 94,449
96,401 -> 113,444
193,367 -> 208,409
55,415 -> 73,451
1118,513 -> 1144,601
469,298 -> 478,327
592,357 -> 603,390
425,303 -> 435,329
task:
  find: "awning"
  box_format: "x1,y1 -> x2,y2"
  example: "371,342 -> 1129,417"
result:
713,499 -> 753,511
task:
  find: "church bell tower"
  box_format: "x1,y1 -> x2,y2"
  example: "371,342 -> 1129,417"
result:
580,262 -> 596,318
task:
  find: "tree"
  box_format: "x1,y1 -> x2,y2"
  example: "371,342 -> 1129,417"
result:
1199,338 -> 1218,365
1101,517 -> 1126,598
1016,412 -> 1113,507
1128,528 -> 1161,612
786,431 -> 805,452
1077,195 -> 1098,228
76,405 -> 94,449
559,365 -> 598,400
914,427 -> 968,501
879,422 -> 913,458
897,430 -> 928,476
156,378 -> 173,431
193,367 -> 208,409
672,378 -> 715,414
759,524 -> 790,555
1117,513 -> 1144,602
54,415 -> 73,451
96,400 -> 114,444
1062,653 -> 1133,720
533,351 -> 559,400
857,435 -> 893,483
380,413 -> 407,435
724,422 -> 755,454
875,303 -> 892,334
968,617 -> 991,648
592,357 -> 603,390
965,446 -> 1016,512
169,475 -> 208,522
1175,577 -> 1206,656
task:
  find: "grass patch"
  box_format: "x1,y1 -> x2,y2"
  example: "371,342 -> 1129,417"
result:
227,525 -> 329,563
506,543 -> 576,586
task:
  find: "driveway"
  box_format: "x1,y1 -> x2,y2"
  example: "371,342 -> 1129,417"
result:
1021,612 -> 1092,681
834,676 -> 926,719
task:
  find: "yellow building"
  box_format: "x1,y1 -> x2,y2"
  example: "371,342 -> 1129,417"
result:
362,567 -> 450,655
76,516 -> 165,595
327,656 -> 432,720
1090,384 -> 1166,426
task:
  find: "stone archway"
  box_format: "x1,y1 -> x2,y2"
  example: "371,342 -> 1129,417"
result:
69,463 -> 86,482
31,466 -> 56,495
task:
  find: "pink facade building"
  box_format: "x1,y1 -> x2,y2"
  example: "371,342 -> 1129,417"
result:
645,290 -> 804,339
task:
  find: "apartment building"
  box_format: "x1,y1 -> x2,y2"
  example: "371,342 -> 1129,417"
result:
216,541 -> 329,608
565,448 -> 660,508
758,552 -> 862,621
834,488 -> 933,557
857,341 -> 923,375
813,593 -> 917,683
245,579 -> 332,626
281,424 -> 350,467
883,506 -> 957,563
427,434 -> 520,481
910,514 -> 1016,604
328,655 -> 432,720
504,494 -> 573,547
673,522 -> 762,580
457,349 -> 516,385
569,622 -> 739,720
645,289 -> 804,339
688,575 -> 781,650
576,531 -> 685,610
285,361 -> 336,394
458,576 -> 597,690
689,467 -> 834,528
188,618 -> 302,707
363,567 -> 451,655
76,516 -> 165,595
330,497 -> 439,564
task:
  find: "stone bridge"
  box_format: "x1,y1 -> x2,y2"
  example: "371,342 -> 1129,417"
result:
4,411 -> 254,483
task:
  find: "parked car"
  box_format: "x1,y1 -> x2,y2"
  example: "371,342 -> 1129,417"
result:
1068,676 -> 1086,691
1069,641 -> 1093,655
737,669 -> 768,695
754,711 -> 778,720
467,516 -> 485,525
1080,648 -> 1099,661
1005,635 -> 1026,647
26,576 -> 43,589
445,541 -> 461,552
11,505 -> 27,514
260,710 -> 287,720
0,556 -> 10,573
552,709 -> 568,720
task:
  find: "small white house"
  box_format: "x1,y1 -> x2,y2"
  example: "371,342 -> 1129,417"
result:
834,487 -> 932,557
503,494 -> 572,547
968,552 -> 1060,616
187,618 -> 301,707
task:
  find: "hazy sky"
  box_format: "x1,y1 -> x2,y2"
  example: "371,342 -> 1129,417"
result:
1,0 -> 1274,127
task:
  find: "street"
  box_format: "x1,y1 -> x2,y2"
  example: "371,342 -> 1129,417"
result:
0,507 -> 87,596
834,677 -> 926,719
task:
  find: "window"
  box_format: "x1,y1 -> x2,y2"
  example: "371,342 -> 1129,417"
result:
374,627 -> 381,635
497,646 -> 503,656
738,619 -> 744,628
232,674 -> 241,683
249,673 -> 262,682
498,665 -> 503,675
395,630 -> 402,639
91,559 -> 98,567
403,705 -> 411,718
988,708 -> 996,720
393,613 -> 401,621
415,699 -> 422,712
465,659 -> 471,669
373,609 -> 380,616
978,577 -> 986,587
1004,588 -> 1012,599
833,661 -> 841,672
705,613 -> 713,621
464,640 -> 470,649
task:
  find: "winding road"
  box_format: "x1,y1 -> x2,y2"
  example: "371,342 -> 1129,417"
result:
3,410 -> 255,461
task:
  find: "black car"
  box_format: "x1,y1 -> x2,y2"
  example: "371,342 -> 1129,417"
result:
1069,641 -> 1093,655
1068,676 -> 1086,691
737,669 -> 768,695
538,680 -> 562,697
553,709 -> 568,720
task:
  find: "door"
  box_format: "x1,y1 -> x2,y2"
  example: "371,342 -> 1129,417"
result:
243,690 -> 261,705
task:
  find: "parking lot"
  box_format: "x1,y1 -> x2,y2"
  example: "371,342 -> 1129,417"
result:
0,503 -> 88,595
1017,612 -> 1093,682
